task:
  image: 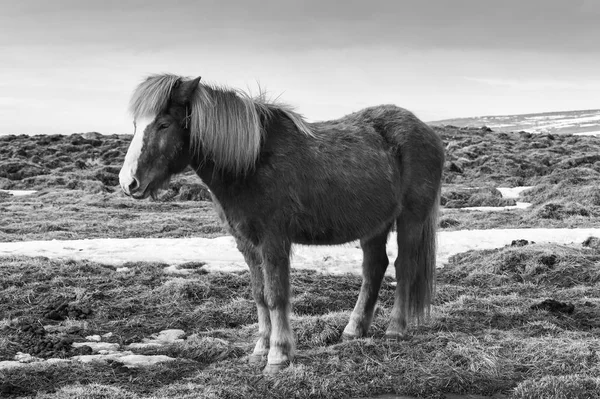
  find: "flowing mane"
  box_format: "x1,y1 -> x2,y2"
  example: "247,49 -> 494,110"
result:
129,74 -> 313,174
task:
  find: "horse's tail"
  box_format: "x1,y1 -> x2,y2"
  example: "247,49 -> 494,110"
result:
395,186 -> 440,321
381,106 -> 444,322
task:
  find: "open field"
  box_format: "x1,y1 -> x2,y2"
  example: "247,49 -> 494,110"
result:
2,127 -> 600,240
1,126 -> 600,398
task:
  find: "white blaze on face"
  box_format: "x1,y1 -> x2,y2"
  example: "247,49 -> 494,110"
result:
119,116 -> 154,194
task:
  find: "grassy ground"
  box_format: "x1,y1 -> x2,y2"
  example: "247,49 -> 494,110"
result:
2,128 -> 600,398
1,240 -> 600,398
0,190 -> 225,242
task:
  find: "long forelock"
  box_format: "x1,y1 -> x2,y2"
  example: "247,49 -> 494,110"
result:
189,83 -> 313,175
129,74 -> 181,121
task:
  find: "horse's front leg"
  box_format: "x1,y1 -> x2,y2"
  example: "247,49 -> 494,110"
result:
235,238 -> 270,363
260,239 -> 294,374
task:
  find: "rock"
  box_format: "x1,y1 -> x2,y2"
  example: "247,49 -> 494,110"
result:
85,335 -> 102,342
511,239 -> 532,247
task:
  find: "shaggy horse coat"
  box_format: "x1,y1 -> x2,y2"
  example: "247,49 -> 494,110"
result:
119,74 -> 445,374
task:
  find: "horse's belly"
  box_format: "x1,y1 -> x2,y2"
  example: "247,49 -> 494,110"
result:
292,228 -> 359,245
290,192 -> 400,245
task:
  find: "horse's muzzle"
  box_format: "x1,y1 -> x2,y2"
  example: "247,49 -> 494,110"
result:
119,170 -> 141,197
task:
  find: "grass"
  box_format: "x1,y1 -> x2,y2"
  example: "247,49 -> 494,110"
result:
2,128 -> 600,397
1,240 -> 600,398
0,190 -> 225,242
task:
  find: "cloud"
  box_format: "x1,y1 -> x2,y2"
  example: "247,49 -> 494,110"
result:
2,0 -> 599,53
464,77 -> 600,91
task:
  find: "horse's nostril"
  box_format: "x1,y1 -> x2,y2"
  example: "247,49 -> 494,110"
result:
128,178 -> 140,193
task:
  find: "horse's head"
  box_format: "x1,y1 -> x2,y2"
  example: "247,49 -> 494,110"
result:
119,76 -> 201,199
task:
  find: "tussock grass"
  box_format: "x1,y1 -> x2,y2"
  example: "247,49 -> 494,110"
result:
442,244 -> 600,288
442,186 -> 516,208
513,375 -> 600,399
2,243 -> 600,398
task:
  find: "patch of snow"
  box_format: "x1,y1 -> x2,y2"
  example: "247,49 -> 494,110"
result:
459,201 -> 532,212
3,229 -> 600,275
15,352 -> 42,363
116,266 -> 130,273
574,131 -> 600,136
72,351 -> 176,368
0,329 -> 183,370
118,354 -> 176,368
127,329 -> 186,349
163,264 -> 192,275
0,361 -> 28,370
525,114 -> 568,120
496,186 -> 534,199
72,342 -> 120,352
46,358 -> 71,365
0,189 -> 37,196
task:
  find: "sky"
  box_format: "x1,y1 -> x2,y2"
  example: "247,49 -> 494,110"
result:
1,0 -> 599,135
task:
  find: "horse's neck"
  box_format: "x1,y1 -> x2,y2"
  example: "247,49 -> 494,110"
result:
190,157 -> 239,195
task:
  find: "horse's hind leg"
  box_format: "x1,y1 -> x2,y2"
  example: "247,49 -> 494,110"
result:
343,226 -> 391,339
235,238 -> 271,364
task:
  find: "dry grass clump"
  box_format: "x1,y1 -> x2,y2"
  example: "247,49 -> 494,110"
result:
442,186 -> 516,208
513,375 -> 600,399
441,243 -> 600,288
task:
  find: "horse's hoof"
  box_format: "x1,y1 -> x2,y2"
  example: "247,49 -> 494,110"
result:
341,332 -> 360,341
248,354 -> 265,365
384,332 -> 410,341
262,362 -> 290,375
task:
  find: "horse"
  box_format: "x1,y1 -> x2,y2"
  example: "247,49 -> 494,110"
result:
119,74 -> 444,374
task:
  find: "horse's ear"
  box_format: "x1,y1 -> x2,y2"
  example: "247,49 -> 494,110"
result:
172,76 -> 201,104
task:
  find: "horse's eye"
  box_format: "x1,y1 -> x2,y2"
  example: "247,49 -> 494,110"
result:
158,123 -> 169,130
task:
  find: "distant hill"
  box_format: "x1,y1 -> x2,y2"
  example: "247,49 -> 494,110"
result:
430,109 -> 600,136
